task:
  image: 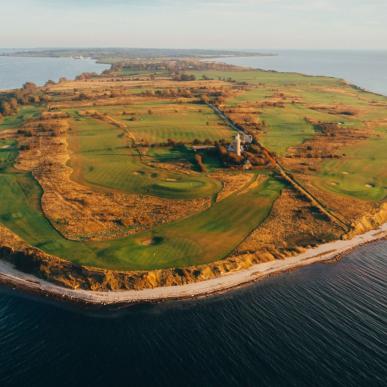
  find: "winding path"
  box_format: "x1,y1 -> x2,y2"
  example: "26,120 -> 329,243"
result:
208,103 -> 351,233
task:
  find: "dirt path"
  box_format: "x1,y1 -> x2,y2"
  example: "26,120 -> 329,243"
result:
209,103 -> 350,232
0,223 -> 386,306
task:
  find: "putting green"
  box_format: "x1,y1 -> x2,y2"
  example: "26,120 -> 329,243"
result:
0,171 -> 283,270
68,116 -> 221,199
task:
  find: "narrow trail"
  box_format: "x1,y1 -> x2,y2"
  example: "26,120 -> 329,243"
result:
208,103 -> 351,233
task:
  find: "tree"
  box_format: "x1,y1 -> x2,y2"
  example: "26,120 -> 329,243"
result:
78,93 -> 88,101
30,95 -> 41,104
175,73 -> 196,82
201,95 -> 210,104
0,101 -> 12,116
9,98 -> 18,110
194,154 -> 207,172
22,82 -> 38,92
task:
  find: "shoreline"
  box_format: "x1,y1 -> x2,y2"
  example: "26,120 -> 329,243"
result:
210,52 -> 387,97
0,56 -> 109,91
1,55 -> 386,308
1,223 -> 386,307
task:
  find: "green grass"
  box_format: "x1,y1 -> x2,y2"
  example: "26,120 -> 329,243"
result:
118,69 -> 169,77
0,106 -> 281,270
0,106 -> 41,131
146,146 -> 223,172
0,140 -> 17,170
0,170 -> 283,270
308,128 -> 387,201
191,69 -> 343,87
259,105 -> 321,155
227,87 -> 273,106
125,103 -> 234,144
68,117 -> 221,199
1,67 -> 385,273
91,176 -> 283,270
216,70 -> 377,156
0,172 -> 95,259
146,146 -> 194,163
74,102 -> 235,144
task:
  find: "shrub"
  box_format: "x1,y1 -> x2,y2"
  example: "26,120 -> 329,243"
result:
194,153 -> 207,173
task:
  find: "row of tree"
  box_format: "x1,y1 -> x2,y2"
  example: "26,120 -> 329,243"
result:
0,82 -> 44,117
172,73 -> 196,82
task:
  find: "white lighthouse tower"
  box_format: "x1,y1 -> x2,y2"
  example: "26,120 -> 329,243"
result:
235,133 -> 242,157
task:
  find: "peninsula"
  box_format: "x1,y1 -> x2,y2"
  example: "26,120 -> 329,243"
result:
0,54 -> 386,305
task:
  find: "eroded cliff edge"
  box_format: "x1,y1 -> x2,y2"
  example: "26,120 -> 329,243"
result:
1,201 -> 386,292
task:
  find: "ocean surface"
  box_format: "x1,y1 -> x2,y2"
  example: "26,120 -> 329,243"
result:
0,242 -> 386,387
0,55 -> 109,90
215,49 -> 387,96
0,51 -> 386,386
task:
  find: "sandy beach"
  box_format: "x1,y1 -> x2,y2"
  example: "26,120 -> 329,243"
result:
0,223 -> 386,306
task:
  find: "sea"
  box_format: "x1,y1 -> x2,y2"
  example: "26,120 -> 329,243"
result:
0,50 -> 386,387
215,49 -> 387,96
0,54 -> 109,90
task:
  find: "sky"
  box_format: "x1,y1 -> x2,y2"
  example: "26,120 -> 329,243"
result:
1,0 -> 386,50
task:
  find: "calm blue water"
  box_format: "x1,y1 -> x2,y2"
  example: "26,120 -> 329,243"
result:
0,56 -> 109,90
215,49 -> 387,96
0,51 -> 386,386
0,241 -> 386,386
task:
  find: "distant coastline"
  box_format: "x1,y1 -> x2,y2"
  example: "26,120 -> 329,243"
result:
211,49 -> 387,96
0,56 -> 110,90
0,48 -> 275,64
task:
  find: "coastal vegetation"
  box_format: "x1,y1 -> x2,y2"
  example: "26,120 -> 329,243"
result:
0,57 -> 386,290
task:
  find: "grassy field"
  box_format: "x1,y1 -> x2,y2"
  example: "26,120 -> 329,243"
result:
0,170 -> 283,270
0,66 -> 385,274
75,102 -> 235,144
0,106 -> 41,131
68,116 -> 222,199
308,127 -> 387,201
0,140 -> 17,170
0,172 -> 96,259
118,69 -> 169,77
126,103 -> 233,144
259,106 -> 314,155
198,69 -> 387,203
195,69 -> 387,159
91,175 -> 283,270
190,70 -> 343,88
260,105 -> 356,155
